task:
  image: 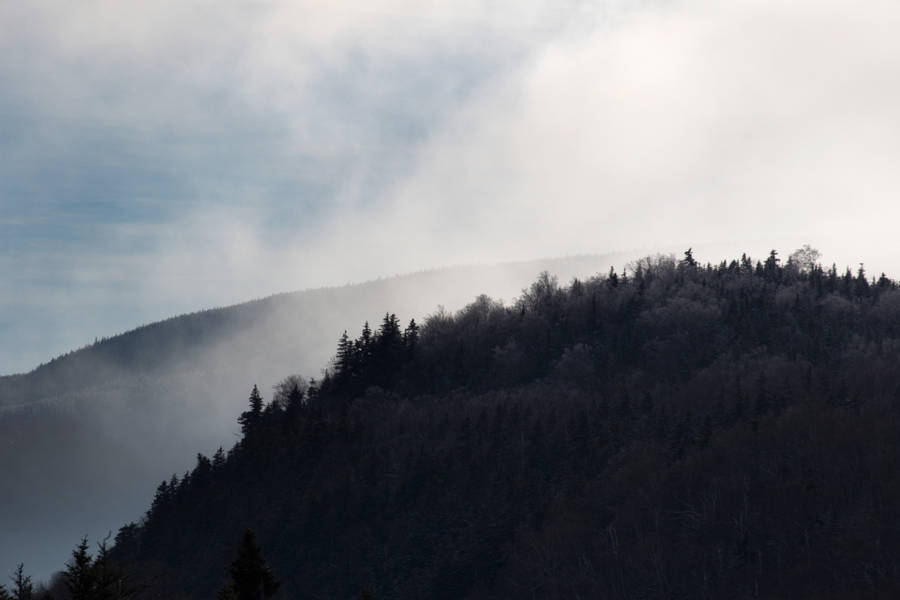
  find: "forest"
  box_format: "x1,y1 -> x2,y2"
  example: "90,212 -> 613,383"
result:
11,247 -> 900,599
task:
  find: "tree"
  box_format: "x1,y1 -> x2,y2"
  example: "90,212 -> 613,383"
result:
403,319 -> 419,351
238,385 -> 264,436
218,530 -> 279,600
94,536 -> 134,600
379,313 -> 402,348
65,537 -> 95,600
8,564 -> 33,600
764,249 -> 780,280
681,247 -> 697,270
789,244 -> 821,273
334,331 -> 353,377
272,375 -> 307,409
0,584 -> 10,600
212,446 -> 227,469
607,266 -> 618,288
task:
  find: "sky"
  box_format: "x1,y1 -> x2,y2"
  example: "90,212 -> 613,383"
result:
4,0 -> 900,374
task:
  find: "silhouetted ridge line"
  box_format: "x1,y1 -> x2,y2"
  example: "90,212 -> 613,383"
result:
34,248 -> 900,599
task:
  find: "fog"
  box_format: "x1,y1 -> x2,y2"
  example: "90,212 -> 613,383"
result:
4,0 -> 900,373
4,0 -> 900,584
0,253 -> 649,583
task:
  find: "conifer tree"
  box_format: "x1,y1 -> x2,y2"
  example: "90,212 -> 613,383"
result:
94,537 -> 132,600
213,446 -> 227,469
379,313 -> 401,346
681,247 -> 697,269
238,385 -> 264,436
65,537 -> 95,600
335,330 -> 353,377
218,530 -> 279,600
9,564 -> 32,600
0,584 -> 10,600
403,319 -> 419,350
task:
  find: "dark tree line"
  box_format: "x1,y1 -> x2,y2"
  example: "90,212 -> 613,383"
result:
26,248 -> 900,598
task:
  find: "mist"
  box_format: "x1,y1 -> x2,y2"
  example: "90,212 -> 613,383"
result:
5,0 -> 900,587
5,0 -> 900,373
0,254 -> 655,583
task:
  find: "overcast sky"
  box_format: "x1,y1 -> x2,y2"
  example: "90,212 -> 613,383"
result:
4,0 -> 900,374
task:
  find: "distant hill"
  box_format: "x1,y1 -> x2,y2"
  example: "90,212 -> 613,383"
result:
0,254 -> 634,584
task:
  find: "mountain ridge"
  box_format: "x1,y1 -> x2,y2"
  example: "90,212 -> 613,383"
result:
0,252 -> 638,583
82,249 -> 900,599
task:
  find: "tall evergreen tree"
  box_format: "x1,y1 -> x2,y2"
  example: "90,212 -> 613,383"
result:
403,319 -> 419,350
218,530 -> 279,600
9,564 -> 32,600
335,330 -> 353,377
379,313 -> 401,346
238,385 -> 264,436
65,537 -> 95,600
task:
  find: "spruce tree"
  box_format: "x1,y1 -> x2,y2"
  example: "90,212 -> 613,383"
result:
238,385 -> 264,436
9,565 -> 32,600
65,537 -> 95,600
8,564 -> 32,600
218,530 -> 279,600
335,330 -> 353,377
403,319 -> 419,351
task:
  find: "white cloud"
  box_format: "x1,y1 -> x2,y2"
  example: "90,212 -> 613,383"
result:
358,0 -> 900,272
6,0 -> 900,372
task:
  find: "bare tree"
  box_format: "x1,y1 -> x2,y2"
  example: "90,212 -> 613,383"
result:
788,244 -> 821,273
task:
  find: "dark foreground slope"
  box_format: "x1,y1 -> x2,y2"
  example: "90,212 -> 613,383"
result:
72,253 -> 900,598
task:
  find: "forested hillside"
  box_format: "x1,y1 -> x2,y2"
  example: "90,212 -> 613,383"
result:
40,248 -> 900,600
0,254 -> 630,582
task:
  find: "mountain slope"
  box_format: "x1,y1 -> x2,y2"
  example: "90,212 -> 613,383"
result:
0,254 -> 632,583
102,252 -> 900,599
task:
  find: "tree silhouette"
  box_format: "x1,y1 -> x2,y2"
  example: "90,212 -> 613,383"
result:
789,244 -> 821,273
94,535 -> 134,600
238,385 -> 264,436
65,537 -> 95,600
218,530 -> 279,600
8,564 -> 33,600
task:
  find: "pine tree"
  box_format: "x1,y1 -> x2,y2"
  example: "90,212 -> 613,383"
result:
607,266 -> 618,288
335,330 -> 353,377
238,385 -> 264,436
94,536 -> 133,600
403,319 -> 419,351
65,537 -> 95,600
379,313 -> 401,346
361,321 -> 372,348
0,584 -> 11,600
9,564 -> 32,600
218,530 -> 279,600
213,446 -> 227,469
764,249 -> 780,280
681,247 -> 697,270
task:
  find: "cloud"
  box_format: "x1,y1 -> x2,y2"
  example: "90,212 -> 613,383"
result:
5,0 -> 900,373
366,0 -> 900,270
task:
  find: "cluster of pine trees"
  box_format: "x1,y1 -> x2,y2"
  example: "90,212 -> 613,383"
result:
2,537 -> 131,600
20,247 -> 900,598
